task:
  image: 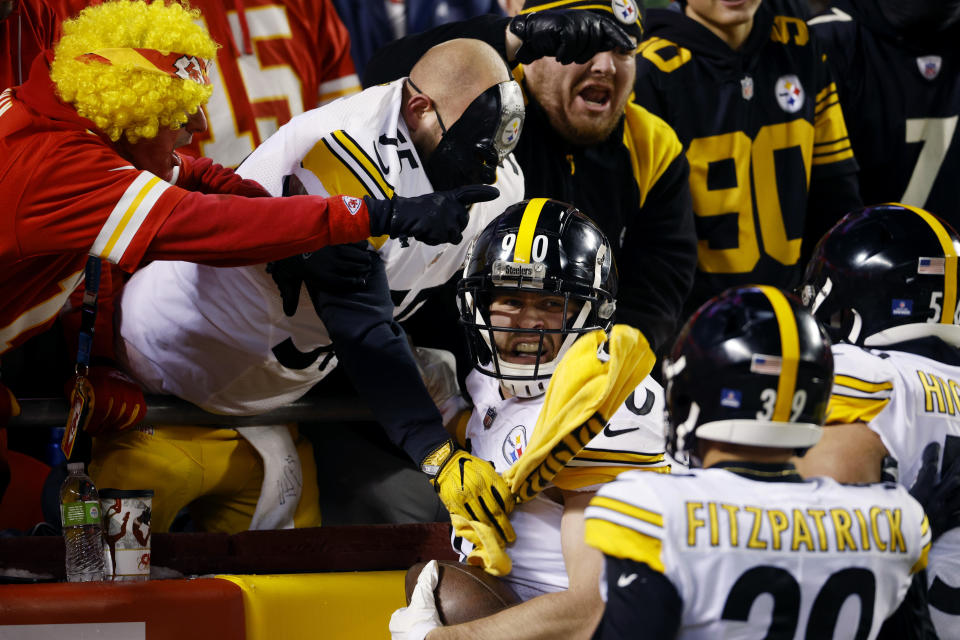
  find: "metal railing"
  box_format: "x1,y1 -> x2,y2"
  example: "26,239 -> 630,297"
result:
7,395 -> 375,428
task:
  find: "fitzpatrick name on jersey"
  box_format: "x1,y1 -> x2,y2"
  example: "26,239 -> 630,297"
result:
684,499 -> 913,555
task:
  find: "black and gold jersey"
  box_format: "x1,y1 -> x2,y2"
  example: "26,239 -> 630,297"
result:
635,3 -> 860,317
810,0 -> 960,230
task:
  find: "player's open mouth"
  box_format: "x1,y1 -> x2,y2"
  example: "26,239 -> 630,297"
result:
577,86 -> 612,111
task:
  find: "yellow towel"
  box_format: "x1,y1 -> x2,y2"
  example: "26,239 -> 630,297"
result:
502,325 -> 655,503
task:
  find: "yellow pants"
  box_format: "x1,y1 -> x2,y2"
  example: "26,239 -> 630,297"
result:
90,424 -> 321,534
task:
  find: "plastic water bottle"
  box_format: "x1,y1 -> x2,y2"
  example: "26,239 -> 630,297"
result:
60,462 -> 105,582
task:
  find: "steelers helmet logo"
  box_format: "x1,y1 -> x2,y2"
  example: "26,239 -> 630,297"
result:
611,0 -> 639,25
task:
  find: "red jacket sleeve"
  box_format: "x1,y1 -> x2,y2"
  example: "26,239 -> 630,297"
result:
142,190 -> 372,267
176,154 -> 271,197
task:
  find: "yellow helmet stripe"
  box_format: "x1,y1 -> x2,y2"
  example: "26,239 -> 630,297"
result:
514,198 -> 549,264
900,204 -> 958,325
758,286 -> 800,421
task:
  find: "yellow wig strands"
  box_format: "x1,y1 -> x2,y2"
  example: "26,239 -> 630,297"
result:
51,0 -> 217,143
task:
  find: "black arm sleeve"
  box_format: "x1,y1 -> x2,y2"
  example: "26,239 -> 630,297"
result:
876,570 -> 937,640
362,14 -> 512,87
616,152 -> 697,355
312,254 -> 450,465
801,170 -> 862,268
593,556 -> 682,640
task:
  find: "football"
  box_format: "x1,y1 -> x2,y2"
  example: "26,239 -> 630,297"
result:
404,560 -> 521,625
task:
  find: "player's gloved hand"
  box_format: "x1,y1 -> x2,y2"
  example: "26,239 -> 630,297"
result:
390,559 -> 442,640
365,185 -> 499,246
509,10 -> 635,65
267,242 -> 376,315
0,382 -> 20,429
423,440 -> 516,545
450,514 -> 513,576
909,441 -> 960,540
66,366 -> 146,435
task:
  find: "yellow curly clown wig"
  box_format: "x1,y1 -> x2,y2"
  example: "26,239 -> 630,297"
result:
51,0 -> 218,143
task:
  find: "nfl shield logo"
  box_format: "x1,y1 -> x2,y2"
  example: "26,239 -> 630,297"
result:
741,76 -> 754,101
720,388 -> 742,409
917,56 -> 942,80
483,406 -> 497,430
892,299 -> 913,316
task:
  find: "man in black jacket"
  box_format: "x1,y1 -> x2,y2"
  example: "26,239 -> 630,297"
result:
364,0 -> 697,356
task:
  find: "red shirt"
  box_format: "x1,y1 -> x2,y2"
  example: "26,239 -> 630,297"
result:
0,54 -> 371,354
180,0 -> 360,167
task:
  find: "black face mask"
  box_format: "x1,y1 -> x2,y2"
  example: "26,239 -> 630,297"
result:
413,79 -> 525,192
878,0 -> 960,32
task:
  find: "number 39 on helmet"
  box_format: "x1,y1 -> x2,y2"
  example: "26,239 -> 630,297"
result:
663,286 -> 834,467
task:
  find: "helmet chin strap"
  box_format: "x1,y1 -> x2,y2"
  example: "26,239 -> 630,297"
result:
846,308 -> 862,344
674,401 -> 700,467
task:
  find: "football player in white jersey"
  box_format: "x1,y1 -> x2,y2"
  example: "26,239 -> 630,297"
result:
390,199 -> 669,639
796,203 -> 960,638
96,39 -> 525,535
584,286 -> 932,639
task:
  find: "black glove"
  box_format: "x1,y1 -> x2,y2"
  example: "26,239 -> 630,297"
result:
909,441 -> 960,541
267,242 -> 376,316
509,10 -> 635,65
365,185 -> 499,246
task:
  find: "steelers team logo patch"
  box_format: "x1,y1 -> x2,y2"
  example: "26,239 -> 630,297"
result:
611,0 -> 639,25
775,75 -> 804,113
502,425 -> 527,466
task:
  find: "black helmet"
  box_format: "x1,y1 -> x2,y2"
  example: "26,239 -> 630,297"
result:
800,203 -> 960,347
664,286 -> 833,467
458,198 -> 617,397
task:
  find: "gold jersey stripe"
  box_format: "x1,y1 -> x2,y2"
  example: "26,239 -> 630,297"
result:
834,374 -> 894,394
553,465 -> 670,491
514,198 -> 548,263
301,138 -> 387,247
826,394 -> 890,424
813,139 -> 852,156
331,130 -> 394,199
758,286 -> 800,421
584,518 -> 665,573
574,449 -> 666,464
590,495 -> 664,527
812,147 -> 855,165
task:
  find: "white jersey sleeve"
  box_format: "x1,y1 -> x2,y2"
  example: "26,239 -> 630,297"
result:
829,340 -> 960,638
586,469 -> 931,640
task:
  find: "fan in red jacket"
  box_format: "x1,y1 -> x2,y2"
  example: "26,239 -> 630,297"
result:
0,0 -> 494,448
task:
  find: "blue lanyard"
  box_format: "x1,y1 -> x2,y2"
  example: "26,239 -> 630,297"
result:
75,256 -> 102,375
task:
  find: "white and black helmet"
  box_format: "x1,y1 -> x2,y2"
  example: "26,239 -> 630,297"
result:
458,198 -> 617,397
